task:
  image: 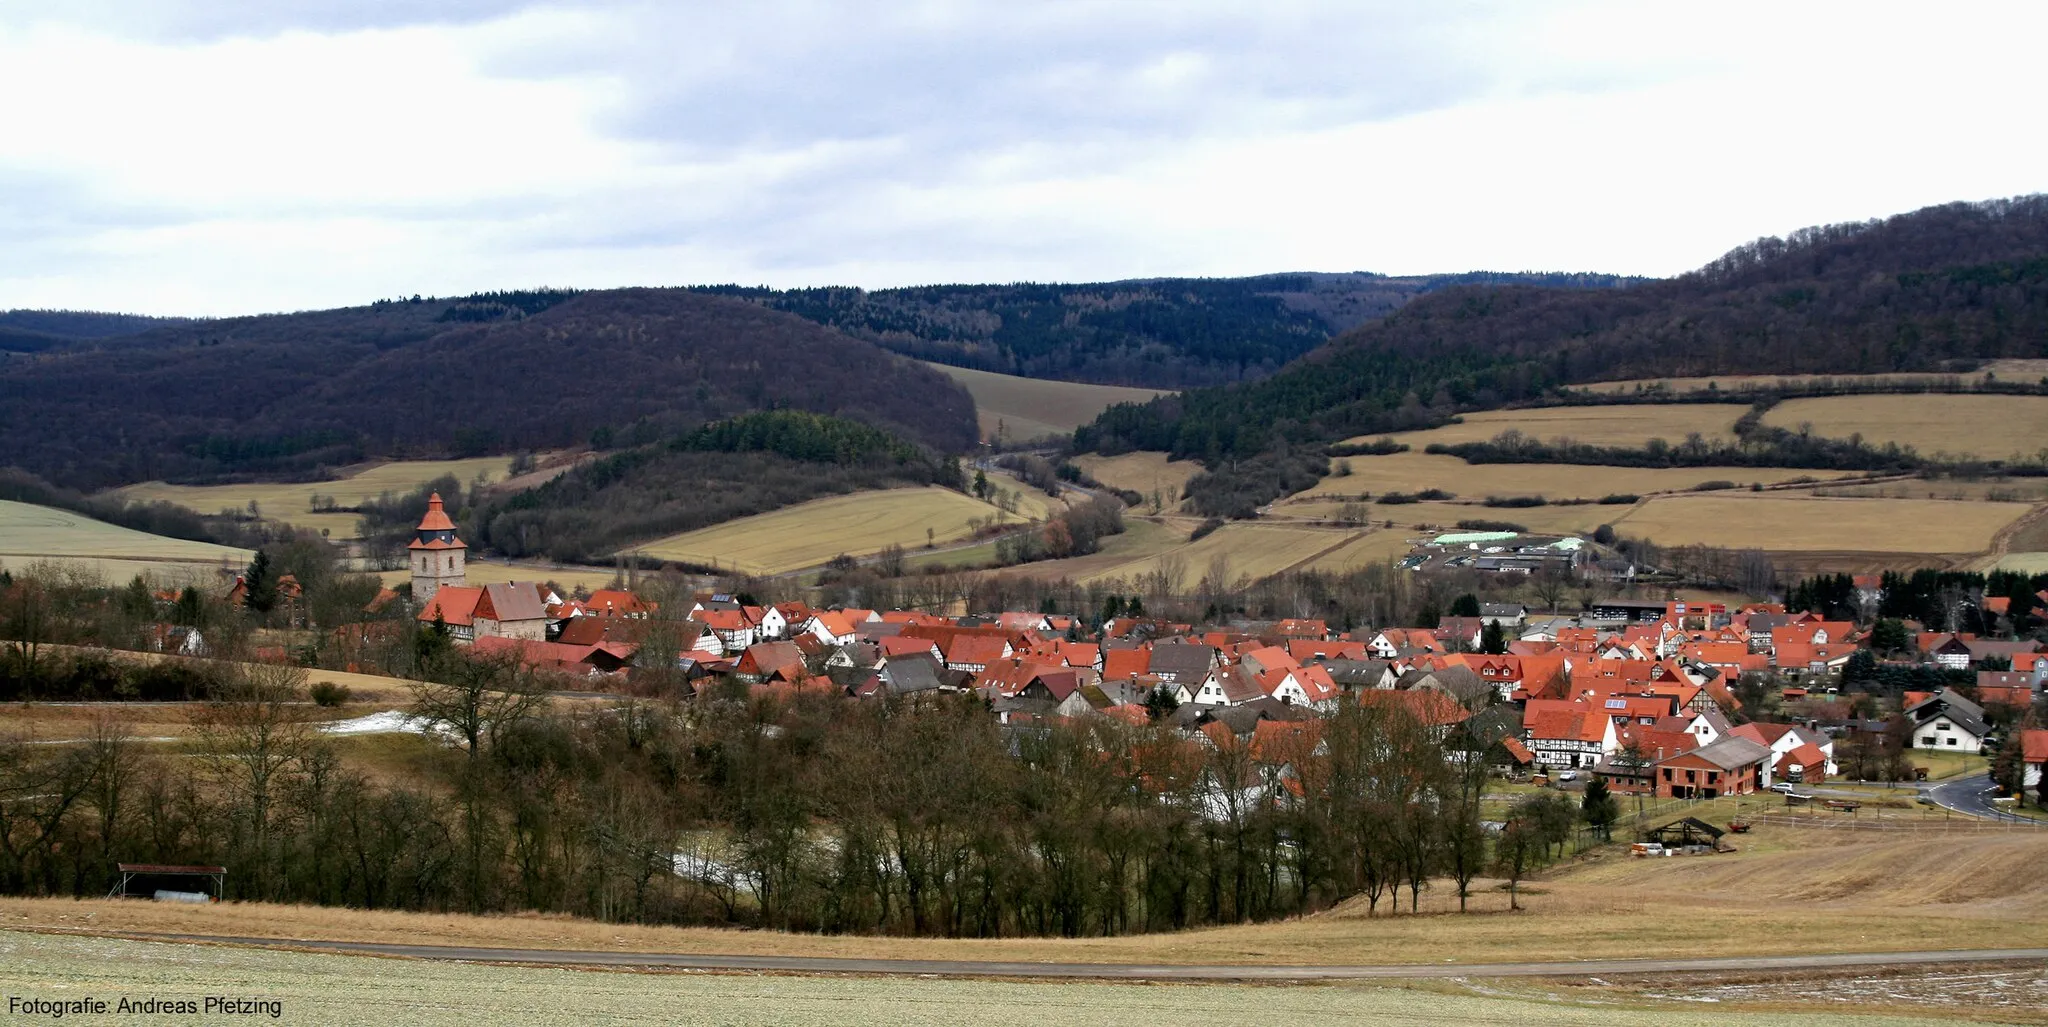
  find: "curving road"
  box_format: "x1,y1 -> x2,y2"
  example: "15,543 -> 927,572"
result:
41,931 -> 2048,981
1929,773 -> 2045,825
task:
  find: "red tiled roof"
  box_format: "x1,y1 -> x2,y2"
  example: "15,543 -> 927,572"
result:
416,493 -> 457,532
2023,729 -> 2048,764
418,586 -> 483,626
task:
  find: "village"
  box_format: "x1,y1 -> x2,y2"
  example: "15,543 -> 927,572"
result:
363,495 -> 2048,819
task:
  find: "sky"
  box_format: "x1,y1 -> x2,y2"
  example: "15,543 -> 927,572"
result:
2,1 -> 2045,316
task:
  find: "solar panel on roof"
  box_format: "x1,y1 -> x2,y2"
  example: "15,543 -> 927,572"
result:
1605,699 -> 1626,709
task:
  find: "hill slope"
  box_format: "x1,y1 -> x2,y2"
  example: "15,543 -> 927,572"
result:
0,289 -> 977,490
1079,196 -> 2048,481
701,272 -> 1643,389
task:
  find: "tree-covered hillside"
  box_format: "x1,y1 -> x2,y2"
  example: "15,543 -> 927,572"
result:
0,289 -> 977,490
700,272 -> 1642,389
1077,195 -> 2048,513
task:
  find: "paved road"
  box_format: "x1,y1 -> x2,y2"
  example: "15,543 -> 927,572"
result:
57,931 -> 2048,981
1929,773 -> 2043,824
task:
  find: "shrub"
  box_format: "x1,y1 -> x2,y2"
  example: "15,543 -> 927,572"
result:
1189,517 -> 1226,541
1377,492 -> 1419,505
1456,519 -> 1528,532
310,681 -> 352,707
1691,480 -> 1737,491
1416,488 -> 1456,501
1597,493 -> 1639,505
1483,495 -> 1548,508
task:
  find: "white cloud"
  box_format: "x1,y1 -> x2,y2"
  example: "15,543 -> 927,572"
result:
0,0 -> 2043,314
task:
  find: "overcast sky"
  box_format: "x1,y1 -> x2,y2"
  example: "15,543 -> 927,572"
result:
2,1 -> 2044,316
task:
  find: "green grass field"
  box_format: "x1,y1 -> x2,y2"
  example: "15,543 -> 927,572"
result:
0,500 -> 252,584
630,487 -> 1032,575
923,362 -> 1170,443
0,931 -> 1956,1027
111,457 -> 517,539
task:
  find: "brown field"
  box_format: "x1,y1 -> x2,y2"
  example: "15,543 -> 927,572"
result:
111,457 -> 518,540
1071,452 -> 1203,509
1344,404 -> 1746,451
1300,453 -> 1855,501
922,362 -> 1170,443
1608,494 -> 2030,553
2,932 -> 1960,1027
1763,394 -> 2048,460
7,822 -> 2045,972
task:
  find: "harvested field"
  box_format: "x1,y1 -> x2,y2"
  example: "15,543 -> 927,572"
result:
1281,499 -> 1612,537
0,932 -> 1945,1027
630,487 -> 1027,576
1297,530 -> 1416,573
1763,394 -> 2048,460
110,457 -> 516,539
1072,452 -> 1203,509
988,517 -> 1193,581
1347,404 -> 1746,451
923,362 -> 1169,443
0,500 -> 252,584
1583,359 -> 2048,395
1609,494 -> 2029,553
1079,523 -> 1361,586
1301,453 -> 1854,501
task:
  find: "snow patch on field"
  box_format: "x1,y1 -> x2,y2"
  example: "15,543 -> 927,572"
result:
319,711 -> 436,736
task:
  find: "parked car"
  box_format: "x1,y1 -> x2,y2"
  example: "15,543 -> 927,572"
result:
1769,782 -> 1798,794
1557,770 -> 1579,782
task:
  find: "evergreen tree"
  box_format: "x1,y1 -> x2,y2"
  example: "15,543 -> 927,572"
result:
1101,595 -> 1124,624
1449,594 -> 1481,618
1580,777 -> 1619,840
244,551 -> 279,613
1143,686 -> 1181,722
1126,594 -> 1145,618
1480,620 -> 1507,654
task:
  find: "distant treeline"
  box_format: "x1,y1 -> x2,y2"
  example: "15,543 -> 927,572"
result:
700,272 -> 1642,390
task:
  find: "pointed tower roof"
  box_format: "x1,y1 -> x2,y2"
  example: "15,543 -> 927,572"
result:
408,493 -> 466,551
417,493 -> 457,532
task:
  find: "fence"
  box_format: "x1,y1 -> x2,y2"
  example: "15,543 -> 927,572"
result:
1740,811 -> 2048,832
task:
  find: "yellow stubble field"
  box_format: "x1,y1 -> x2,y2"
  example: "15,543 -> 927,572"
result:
1762,394 -> 2048,460
1302,452 -> 1856,501
630,487 -> 1032,576
1606,494 -> 2030,553
1340,403 -> 1747,451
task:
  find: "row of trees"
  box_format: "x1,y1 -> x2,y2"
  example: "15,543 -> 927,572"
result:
0,652 -> 1604,935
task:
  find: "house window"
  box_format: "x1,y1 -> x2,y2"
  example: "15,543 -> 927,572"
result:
1946,738 -> 1957,747
1921,736 -> 1936,746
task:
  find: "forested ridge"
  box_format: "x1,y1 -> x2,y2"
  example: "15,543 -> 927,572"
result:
699,272 -> 1642,389
0,290 -> 977,490
1077,196 -> 2048,514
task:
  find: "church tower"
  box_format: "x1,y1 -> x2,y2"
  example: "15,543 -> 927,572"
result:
408,492 -> 466,605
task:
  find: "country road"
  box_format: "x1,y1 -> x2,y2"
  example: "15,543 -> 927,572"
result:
27,930 -> 2048,981
1930,772 -> 2048,825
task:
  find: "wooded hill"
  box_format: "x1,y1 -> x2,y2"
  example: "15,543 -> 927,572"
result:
1077,196 -> 2048,513
0,289 -> 978,490
699,272 -> 1642,389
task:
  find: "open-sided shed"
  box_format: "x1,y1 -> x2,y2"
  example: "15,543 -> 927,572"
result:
1642,817 -> 1727,849
108,863 -> 226,901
